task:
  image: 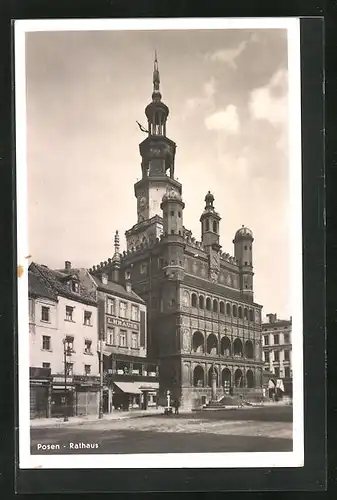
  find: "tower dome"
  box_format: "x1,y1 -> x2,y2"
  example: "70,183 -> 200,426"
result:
234,225 -> 253,240
162,187 -> 182,203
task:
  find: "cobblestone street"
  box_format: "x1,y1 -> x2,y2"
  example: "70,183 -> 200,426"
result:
30,405 -> 292,454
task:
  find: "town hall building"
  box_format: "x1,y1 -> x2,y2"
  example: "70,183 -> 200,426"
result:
90,55 -> 264,409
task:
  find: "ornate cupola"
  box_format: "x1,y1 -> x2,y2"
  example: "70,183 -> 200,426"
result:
133,53 -> 182,225
200,191 -> 221,249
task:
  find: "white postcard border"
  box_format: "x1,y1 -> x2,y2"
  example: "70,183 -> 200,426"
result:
15,17 -> 303,469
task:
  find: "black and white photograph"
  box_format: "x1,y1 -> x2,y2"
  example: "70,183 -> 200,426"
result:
15,18 -> 303,469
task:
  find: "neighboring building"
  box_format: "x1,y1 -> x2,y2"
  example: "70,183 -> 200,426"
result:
89,56 -> 264,409
262,313 -> 292,396
29,262 -> 99,418
86,232 -> 159,412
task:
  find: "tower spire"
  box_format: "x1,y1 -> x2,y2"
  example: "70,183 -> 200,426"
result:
153,50 -> 161,98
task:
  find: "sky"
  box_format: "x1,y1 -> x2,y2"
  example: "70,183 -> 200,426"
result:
25,27 -> 292,319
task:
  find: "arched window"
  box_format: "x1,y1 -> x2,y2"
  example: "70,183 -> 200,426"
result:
213,221 -> 217,233
234,369 -> 244,388
206,334 -> 218,355
233,338 -> 243,357
192,331 -> 204,353
213,299 -> 218,313
193,365 -> 204,387
233,305 -> 237,317
244,308 -> 248,320
206,297 -> 212,311
249,309 -> 254,321
246,369 -> 254,388
220,336 -> 231,357
219,301 -> 225,314
205,219 -> 210,231
222,368 -> 231,388
199,295 -> 204,309
238,306 -> 243,319
191,293 -> 198,308
226,303 -> 231,316
244,340 -> 254,359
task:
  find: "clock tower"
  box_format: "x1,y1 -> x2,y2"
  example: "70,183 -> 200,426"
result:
200,191 -> 222,283
134,54 -> 182,224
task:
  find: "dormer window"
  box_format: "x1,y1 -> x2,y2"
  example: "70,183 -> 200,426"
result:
71,281 -> 80,293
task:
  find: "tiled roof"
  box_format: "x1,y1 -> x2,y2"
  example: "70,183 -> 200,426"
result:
91,275 -> 145,304
28,270 -> 56,301
29,262 -> 97,306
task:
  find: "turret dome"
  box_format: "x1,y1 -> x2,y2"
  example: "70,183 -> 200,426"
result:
234,225 -> 253,239
162,187 -> 182,203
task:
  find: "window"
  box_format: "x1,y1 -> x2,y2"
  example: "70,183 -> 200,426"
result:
66,362 -> 73,376
84,364 -> 91,375
84,311 -> 92,326
42,362 -> 50,369
41,306 -> 50,322
119,301 -> 127,318
284,367 -> 290,378
226,303 -> 231,316
106,327 -> 114,345
284,350 -> 290,361
191,293 -> 197,307
264,351 -> 270,362
274,351 -> 279,362
219,301 -> 225,314
205,219 -> 210,231
72,281 -> 79,293
244,245 -> 247,250
131,332 -> 138,349
42,335 -> 51,350
264,335 -> 269,346
65,306 -> 74,321
84,339 -> 92,354
199,296 -> 204,309
206,297 -> 212,311
170,211 -> 174,216
232,305 -> 237,317
284,333 -> 290,343
119,330 -> 127,347
213,221 -> 217,233
274,367 -> 280,377
131,305 -> 139,321
244,261 -> 248,266
178,211 -> 181,218
107,297 -> 115,315
274,334 -> 279,345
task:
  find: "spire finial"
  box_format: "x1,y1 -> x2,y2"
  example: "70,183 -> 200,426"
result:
114,230 -> 120,254
153,50 -> 160,94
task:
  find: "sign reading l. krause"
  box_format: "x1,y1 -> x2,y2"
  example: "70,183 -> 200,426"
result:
107,316 -> 139,330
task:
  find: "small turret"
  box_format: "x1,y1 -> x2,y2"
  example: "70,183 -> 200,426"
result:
200,191 -> 221,249
233,225 -> 254,298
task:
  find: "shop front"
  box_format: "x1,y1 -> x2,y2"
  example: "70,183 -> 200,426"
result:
112,381 -> 142,410
30,367 -> 52,419
74,375 -> 100,416
51,375 -> 75,418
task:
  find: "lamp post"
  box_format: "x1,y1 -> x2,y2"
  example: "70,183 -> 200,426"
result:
99,335 -> 104,419
63,338 -> 72,422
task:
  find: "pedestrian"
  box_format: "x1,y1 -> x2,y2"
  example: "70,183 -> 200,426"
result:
238,394 -> 244,408
174,399 -> 180,415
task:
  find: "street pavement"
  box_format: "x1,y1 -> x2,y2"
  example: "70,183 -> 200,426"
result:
30,405 -> 292,454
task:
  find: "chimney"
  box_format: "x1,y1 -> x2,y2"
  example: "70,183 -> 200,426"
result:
266,313 -> 277,324
65,261 -> 71,272
101,273 -> 108,285
125,270 -> 132,293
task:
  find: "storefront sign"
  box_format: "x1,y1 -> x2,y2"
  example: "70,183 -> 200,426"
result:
53,376 -> 73,384
106,317 -> 139,330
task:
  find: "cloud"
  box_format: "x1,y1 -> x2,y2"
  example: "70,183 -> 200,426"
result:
249,68 -> 288,126
206,34 -> 258,69
184,77 -> 217,113
204,105 -> 240,134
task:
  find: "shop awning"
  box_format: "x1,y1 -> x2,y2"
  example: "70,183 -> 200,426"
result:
113,382 -> 142,394
138,382 -> 159,391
